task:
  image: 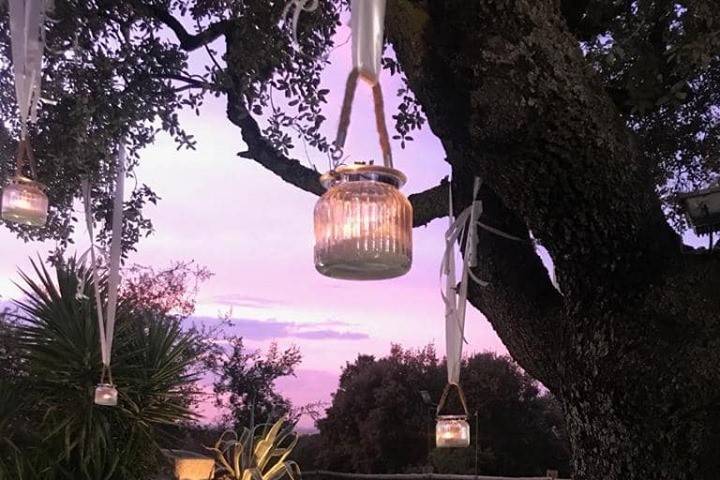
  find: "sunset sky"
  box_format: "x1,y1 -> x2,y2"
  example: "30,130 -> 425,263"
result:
0,20 -> 703,429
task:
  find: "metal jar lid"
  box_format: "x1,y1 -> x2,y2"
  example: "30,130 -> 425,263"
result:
320,163 -> 407,189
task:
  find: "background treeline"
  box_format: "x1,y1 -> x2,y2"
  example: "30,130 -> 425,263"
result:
0,260 -> 569,479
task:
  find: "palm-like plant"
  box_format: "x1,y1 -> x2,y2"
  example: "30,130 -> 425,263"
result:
4,258 -> 202,480
208,419 -> 301,480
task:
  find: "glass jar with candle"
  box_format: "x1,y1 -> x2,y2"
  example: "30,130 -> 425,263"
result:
436,414 -> 470,448
314,163 -> 412,280
94,383 -> 118,406
1,176 -> 48,226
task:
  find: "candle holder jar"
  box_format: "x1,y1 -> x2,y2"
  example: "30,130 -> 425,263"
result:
314,164 -> 412,280
94,383 -> 118,406
1,175 -> 48,226
436,414 -> 470,448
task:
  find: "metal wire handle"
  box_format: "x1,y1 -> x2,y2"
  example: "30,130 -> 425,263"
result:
14,138 -> 38,180
437,382 -> 470,417
332,67 -> 393,168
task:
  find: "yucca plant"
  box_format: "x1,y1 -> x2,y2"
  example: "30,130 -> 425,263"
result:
207,419 -> 301,480
5,257 -> 203,480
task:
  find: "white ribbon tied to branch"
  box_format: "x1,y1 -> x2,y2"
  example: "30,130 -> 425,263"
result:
8,0 -> 48,138
281,0 -> 319,51
80,145 -> 126,378
351,0 -> 386,85
441,177 -> 485,385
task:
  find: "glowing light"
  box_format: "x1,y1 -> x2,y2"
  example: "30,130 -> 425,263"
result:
1,176 -> 48,226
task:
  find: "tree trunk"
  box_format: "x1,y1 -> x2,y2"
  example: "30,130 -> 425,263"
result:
384,1 -> 720,478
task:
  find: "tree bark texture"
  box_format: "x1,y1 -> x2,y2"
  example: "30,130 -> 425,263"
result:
384,1 -> 720,479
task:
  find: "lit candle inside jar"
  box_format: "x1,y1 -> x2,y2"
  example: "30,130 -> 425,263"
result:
436,416 -> 470,448
94,383 -> 118,406
314,164 -> 412,280
1,177 -> 48,227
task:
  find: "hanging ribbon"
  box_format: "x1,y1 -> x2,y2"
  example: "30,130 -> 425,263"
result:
350,0 -> 386,86
8,0 -> 48,139
441,177 -> 483,385
280,0 -> 319,51
80,145 -> 125,384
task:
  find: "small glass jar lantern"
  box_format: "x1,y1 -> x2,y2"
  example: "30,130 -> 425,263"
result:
436,415 -> 471,448
678,183 -> 720,236
314,164 -> 412,280
1,175 -> 48,226
94,383 -> 118,406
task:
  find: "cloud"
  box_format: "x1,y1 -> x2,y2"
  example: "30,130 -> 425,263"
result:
188,316 -> 369,341
206,293 -> 285,309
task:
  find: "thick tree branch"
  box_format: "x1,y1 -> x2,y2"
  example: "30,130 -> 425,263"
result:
129,1 -> 229,51
226,93 -> 448,226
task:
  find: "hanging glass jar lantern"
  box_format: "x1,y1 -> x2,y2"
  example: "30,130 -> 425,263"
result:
1,139 -> 48,226
678,183 -> 720,236
436,415 -> 471,448
314,163 -> 412,280
316,0 -> 414,280
94,383 -> 118,406
1,175 -> 48,226
435,383 -> 471,448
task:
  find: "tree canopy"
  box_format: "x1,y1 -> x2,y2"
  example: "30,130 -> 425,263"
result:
308,345 -> 569,476
2,1 -> 720,478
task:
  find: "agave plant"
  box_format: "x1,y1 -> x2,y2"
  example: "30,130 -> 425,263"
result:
3,257 -> 203,480
207,419 -> 301,480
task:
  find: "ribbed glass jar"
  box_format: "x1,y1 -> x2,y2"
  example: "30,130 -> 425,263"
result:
436,415 -> 470,448
314,164 -> 412,280
1,176 -> 48,227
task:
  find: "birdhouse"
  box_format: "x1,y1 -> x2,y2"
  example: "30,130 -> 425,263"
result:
94,383 -> 118,406
678,184 -> 720,236
314,163 -> 412,280
1,175 -> 48,226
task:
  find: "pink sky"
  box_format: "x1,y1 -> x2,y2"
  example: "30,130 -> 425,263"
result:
0,31 -> 508,428
3,21 -> 705,429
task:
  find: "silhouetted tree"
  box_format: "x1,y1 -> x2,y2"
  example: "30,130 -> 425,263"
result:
213,339 -> 301,430
316,346 -> 569,475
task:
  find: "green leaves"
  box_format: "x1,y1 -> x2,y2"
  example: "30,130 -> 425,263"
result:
1,257 -> 204,479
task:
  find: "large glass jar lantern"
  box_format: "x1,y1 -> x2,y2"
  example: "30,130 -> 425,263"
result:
1,175 -> 48,226
314,164 -> 412,280
436,415 -> 470,448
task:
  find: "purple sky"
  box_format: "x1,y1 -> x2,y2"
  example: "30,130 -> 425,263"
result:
0,29 -> 509,428
1,20 -> 705,429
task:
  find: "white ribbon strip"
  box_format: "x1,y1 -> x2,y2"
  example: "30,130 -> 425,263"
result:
442,178 -> 484,385
104,145 -> 125,366
8,0 -> 47,138
80,145 -> 125,370
281,0 -> 319,51
350,0 -> 386,85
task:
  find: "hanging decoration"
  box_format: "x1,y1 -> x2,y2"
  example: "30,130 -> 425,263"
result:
82,145 -> 126,407
435,178 -> 484,448
1,140 -> 48,226
314,0 -> 413,280
2,0 -> 50,227
280,0 -> 319,51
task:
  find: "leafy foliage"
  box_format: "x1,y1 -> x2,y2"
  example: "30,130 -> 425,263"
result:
213,339 -> 302,432
0,258 -> 208,479
207,419 -> 300,480
313,345 -> 569,476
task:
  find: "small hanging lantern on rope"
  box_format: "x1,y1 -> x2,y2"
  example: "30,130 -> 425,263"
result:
314,0 -> 412,280
434,178 -> 484,448
1,140 -> 48,226
2,0 -> 50,226
436,384 -> 471,448
82,145 -> 126,407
